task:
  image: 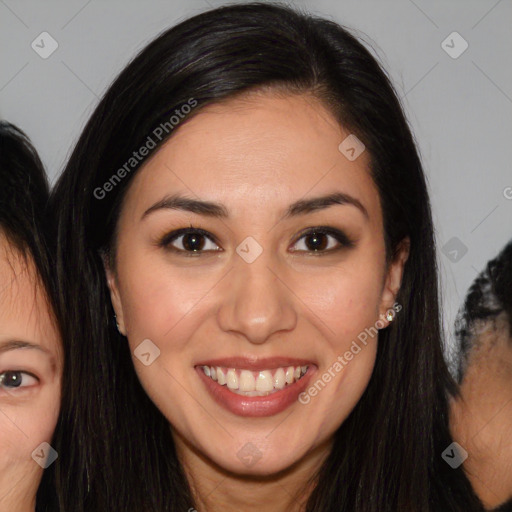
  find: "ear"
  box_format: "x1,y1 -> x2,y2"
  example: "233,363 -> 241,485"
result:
378,237 -> 410,328
102,251 -> 127,336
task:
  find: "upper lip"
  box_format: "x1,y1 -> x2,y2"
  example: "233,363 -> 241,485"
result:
195,356 -> 316,371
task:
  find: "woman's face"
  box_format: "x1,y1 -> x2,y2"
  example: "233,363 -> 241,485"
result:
0,234 -> 62,509
107,92 -> 408,476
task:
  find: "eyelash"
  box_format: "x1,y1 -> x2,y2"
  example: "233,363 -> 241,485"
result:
157,225 -> 355,256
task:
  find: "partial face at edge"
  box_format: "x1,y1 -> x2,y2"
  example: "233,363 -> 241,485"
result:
106,92 -> 409,476
0,234 -> 62,509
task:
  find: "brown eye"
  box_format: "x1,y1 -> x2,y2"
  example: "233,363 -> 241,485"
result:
180,232 -> 206,251
159,227 -> 221,254
291,227 -> 354,254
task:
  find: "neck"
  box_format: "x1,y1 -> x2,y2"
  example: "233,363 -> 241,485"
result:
174,431 -> 332,512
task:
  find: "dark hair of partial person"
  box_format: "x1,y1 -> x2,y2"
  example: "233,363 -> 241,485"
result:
454,238 -> 512,383
49,3 -> 486,511
0,121 -> 59,511
492,498 -> 512,512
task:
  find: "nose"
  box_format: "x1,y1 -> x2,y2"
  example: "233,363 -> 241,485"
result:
216,252 -> 297,345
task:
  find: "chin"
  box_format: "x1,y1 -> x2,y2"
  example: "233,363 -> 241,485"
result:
215,451 -> 302,477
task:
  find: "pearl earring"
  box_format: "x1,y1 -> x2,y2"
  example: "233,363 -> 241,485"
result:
114,314 -> 122,334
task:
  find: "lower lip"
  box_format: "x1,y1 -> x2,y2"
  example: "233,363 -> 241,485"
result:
195,366 -> 316,417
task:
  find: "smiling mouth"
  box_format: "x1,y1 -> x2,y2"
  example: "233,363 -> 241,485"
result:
199,365 -> 309,396
195,358 -> 317,417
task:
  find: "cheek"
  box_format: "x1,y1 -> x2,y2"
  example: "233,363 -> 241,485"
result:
0,389 -> 60,472
118,257 -> 210,348
296,261 -> 384,344
292,257 -> 383,414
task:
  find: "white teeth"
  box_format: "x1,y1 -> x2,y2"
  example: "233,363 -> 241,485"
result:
273,367 -> 286,389
239,370 -> 256,392
226,369 -> 239,390
201,364 -> 309,395
217,367 -> 226,385
255,370 -> 274,392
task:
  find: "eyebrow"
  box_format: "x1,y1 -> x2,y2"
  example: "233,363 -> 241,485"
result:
0,339 -> 57,374
0,339 -> 52,356
142,191 -> 369,221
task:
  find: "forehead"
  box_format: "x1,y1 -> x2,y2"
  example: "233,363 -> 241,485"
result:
123,92 -> 381,225
0,234 -> 61,355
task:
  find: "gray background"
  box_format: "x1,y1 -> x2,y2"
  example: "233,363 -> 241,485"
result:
1,0 -> 511,370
